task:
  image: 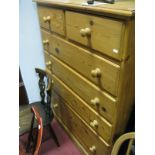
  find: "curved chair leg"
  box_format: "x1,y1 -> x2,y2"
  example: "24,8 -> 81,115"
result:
48,124 -> 60,147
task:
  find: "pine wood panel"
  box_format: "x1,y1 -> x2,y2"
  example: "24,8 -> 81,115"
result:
54,115 -> 89,155
52,74 -> 112,143
50,55 -> 116,123
42,31 -> 120,96
52,92 -> 111,155
66,11 -> 125,60
111,20 -> 135,140
37,6 -> 65,36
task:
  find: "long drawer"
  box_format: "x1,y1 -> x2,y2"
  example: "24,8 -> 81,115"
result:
52,74 -> 112,143
52,92 -> 111,155
50,55 -> 116,123
66,11 -> 124,60
46,33 -> 120,96
37,6 -> 65,36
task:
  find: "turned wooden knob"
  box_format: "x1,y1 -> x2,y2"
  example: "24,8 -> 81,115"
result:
51,80 -> 54,84
90,120 -> 98,128
46,61 -> 51,66
53,104 -> 58,108
43,40 -> 49,45
91,68 -> 101,78
89,145 -> 96,153
80,28 -> 91,37
90,97 -> 100,106
43,16 -> 51,22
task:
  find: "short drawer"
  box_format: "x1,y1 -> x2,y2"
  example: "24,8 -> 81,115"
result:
37,6 -> 65,36
52,93 -> 111,155
44,52 -> 52,72
66,11 -> 124,60
49,34 -> 120,96
52,75 -> 112,143
50,55 -> 116,124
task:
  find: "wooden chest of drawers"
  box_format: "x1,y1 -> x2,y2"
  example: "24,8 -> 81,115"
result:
36,0 -> 135,154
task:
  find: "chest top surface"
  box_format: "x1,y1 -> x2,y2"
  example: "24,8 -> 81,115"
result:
35,0 -> 135,19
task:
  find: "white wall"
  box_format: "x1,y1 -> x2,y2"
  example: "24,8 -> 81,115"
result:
19,0 -> 45,103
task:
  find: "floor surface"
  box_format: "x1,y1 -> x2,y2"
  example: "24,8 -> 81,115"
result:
19,119 -> 82,155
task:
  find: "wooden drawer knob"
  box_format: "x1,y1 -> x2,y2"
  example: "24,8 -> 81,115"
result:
43,40 -> 49,45
89,145 -> 96,153
51,80 -> 54,85
46,61 -> 51,66
91,68 -> 101,78
90,97 -> 100,106
53,104 -> 58,108
90,120 -> 98,128
80,28 -> 91,37
43,16 -> 51,22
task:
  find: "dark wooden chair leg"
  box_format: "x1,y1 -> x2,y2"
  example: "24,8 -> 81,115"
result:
48,124 -> 60,147
33,129 -> 38,154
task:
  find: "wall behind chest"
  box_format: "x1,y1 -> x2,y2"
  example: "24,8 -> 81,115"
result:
19,0 -> 45,103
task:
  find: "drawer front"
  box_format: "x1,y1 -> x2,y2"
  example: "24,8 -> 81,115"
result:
52,93 -> 111,155
49,34 -> 120,96
41,30 -> 51,52
52,75 -> 112,143
37,6 -> 65,36
44,52 -> 52,72
66,11 -> 124,60
50,55 -> 116,123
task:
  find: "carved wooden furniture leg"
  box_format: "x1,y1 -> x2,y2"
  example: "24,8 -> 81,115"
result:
35,68 -> 59,147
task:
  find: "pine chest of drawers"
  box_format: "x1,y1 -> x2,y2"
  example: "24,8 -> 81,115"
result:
36,0 -> 135,154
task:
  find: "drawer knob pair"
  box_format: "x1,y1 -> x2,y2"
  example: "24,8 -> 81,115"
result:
90,97 -> 100,106
90,120 -> 98,128
43,40 -> 49,45
89,145 -> 96,153
80,28 -> 91,37
91,68 -> 101,78
43,16 -> 51,22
